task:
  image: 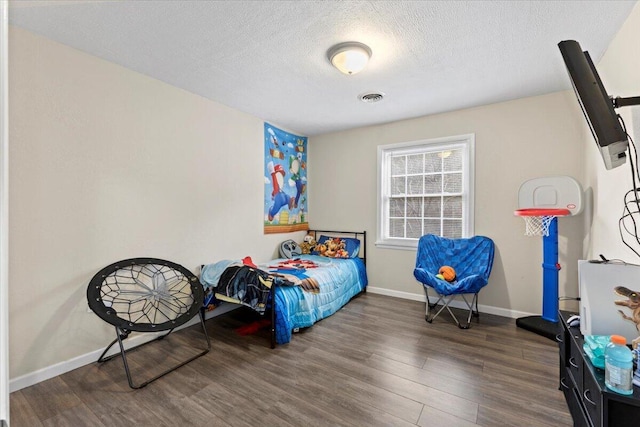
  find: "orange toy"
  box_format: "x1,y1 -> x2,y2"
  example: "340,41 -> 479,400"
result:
438,266 -> 456,282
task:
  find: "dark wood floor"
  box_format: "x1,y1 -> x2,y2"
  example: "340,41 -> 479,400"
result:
10,293 -> 572,426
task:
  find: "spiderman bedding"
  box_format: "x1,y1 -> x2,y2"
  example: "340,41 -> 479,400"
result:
200,255 -> 367,344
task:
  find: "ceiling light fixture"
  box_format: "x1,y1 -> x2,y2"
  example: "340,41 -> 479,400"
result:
327,42 -> 372,75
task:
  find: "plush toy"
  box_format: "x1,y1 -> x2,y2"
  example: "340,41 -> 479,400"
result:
300,232 -> 317,254
324,238 -> 339,257
316,242 -> 327,256
331,238 -> 348,258
438,265 -> 456,282
318,238 -> 349,258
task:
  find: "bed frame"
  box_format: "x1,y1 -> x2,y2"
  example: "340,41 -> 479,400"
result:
203,229 -> 367,349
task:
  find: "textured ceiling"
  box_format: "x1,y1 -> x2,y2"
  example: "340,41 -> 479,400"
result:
8,0 -> 638,136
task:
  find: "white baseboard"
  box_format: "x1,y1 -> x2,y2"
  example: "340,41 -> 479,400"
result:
366,286 -> 537,319
11,289 -> 535,393
10,347 -> 106,393
9,303 -> 239,393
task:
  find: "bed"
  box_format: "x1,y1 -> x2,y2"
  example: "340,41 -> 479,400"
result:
200,230 -> 367,347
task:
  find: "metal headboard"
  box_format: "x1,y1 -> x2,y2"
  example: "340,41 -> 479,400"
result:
308,229 -> 366,266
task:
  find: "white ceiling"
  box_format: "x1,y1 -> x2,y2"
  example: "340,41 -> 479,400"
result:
8,0 -> 638,136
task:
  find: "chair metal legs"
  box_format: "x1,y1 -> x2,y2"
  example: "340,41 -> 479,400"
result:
423,286 -> 480,329
97,309 -> 211,389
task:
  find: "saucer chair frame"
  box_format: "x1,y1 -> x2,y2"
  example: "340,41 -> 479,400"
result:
87,257 -> 210,389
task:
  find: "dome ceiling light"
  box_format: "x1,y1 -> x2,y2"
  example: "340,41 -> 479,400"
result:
327,42 -> 372,75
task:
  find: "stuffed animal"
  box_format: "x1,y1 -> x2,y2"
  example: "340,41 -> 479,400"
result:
438,265 -> 456,282
300,232 -> 317,254
316,242 -> 327,256
318,238 -> 349,258
327,238 -> 349,258
323,238 -> 338,257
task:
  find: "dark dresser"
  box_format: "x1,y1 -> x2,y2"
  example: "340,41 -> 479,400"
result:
558,310 -> 640,426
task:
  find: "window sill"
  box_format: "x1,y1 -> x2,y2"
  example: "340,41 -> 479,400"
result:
374,241 -> 418,251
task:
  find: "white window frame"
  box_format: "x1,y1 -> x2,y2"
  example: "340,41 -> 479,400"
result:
376,134 -> 475,250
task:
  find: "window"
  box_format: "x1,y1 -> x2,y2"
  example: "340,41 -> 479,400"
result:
376,134 -> 475,250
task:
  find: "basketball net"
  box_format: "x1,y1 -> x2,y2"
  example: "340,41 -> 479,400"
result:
521,215 -> 556,237
514,208 -> 571,237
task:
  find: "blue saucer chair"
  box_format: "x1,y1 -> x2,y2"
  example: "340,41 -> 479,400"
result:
413,234 -> 495,329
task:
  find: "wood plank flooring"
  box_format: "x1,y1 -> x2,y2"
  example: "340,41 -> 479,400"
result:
10,293 -> 572,426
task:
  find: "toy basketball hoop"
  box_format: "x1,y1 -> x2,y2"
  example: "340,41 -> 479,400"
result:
515,176 -> 583,339
514,208 -> 571,237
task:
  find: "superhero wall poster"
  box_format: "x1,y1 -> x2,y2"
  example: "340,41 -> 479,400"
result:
264,123 -> 309,234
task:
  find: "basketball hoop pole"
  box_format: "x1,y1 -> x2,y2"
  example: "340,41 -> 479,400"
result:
541,218 -> 559,322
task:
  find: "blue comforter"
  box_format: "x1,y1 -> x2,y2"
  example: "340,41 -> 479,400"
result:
201,255 -> 367,344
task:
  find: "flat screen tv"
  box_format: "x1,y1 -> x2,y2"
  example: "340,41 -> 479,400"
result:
558,40 -> 628,170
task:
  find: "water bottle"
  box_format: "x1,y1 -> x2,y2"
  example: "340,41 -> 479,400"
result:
605,335 -> 634,395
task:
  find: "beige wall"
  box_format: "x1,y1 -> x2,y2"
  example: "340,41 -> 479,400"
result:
8,27 -> 298,379
584,2 -> 640,261
309,91 -> 586,317
10,3 -> 640,384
